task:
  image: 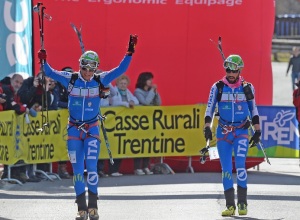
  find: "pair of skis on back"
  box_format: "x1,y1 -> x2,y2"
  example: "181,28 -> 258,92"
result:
199,37 -> 271,165
70,23 -> 114,165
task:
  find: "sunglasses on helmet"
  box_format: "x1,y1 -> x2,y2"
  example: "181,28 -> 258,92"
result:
223,61 -> 239,71
80,59 -> 98,69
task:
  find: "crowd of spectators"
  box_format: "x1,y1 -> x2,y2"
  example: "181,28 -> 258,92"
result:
0,73 -> 39,183
0,70 -> 161,183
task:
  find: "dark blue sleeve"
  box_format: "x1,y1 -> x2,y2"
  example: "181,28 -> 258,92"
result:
58,100 -> 68,109
48,91 -> 58,110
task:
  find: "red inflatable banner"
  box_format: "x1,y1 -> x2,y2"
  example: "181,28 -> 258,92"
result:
33,0 -> 275,105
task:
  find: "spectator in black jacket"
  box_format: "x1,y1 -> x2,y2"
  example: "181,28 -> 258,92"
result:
2,74 -> 27,114
1,74 -> 39,183
17,71 -> 52,109
0,75 -> 11,85
286,47 -> 300,90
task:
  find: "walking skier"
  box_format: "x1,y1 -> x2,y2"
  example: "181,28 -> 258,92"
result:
37,35 -> 138,220
203,54 -> 261,216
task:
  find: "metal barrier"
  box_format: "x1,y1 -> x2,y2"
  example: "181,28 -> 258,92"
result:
1,162 -> 61,185
275,14 -> 300,37
272,38 -> 300,61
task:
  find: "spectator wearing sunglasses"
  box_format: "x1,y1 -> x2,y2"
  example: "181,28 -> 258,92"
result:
37,35 -> 138,220
203,54 -> 261,217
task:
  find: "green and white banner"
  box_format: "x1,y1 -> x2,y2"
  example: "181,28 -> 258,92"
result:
0,0 -> 32,80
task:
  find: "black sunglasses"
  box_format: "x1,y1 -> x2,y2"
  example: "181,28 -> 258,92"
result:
226,68 -> 239,74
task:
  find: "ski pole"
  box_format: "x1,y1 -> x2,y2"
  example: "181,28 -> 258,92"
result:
199,139 -> 210,164
249,124 -> 271,165
199,113 -> 216,164
98,114 -> 114,165
33,2 -> 52,132
33,3 -> 52,21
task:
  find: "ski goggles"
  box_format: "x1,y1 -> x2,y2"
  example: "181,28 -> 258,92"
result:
225,68 -> 239,74
223,61 -> 239,71
80,59 -> 98,69
81,66 -> 96,72
62,67 -> 74,73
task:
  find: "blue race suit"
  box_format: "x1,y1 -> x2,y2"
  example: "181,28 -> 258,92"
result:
43,55 -> 132,196
204,77 -> 259,191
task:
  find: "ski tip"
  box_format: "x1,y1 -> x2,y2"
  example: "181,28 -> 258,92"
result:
70,23 -> 76,29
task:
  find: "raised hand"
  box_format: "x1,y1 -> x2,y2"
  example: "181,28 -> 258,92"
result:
127,34 -> 138,55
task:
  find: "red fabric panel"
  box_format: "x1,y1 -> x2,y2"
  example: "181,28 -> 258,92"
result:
33,0 -> 274,105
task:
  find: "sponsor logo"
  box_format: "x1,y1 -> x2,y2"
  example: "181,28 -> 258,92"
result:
72,101 -> 81,106
87,171 -> 98,185
261,110 -> 298,146
236,168 -> 247,181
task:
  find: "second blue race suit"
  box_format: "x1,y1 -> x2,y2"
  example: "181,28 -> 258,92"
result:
38,34 -> 137,217
204,75 -> 260,212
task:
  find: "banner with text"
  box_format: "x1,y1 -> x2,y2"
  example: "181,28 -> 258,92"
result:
1,105 -> 299,165
100,105 -> 206,158
0,111 -> 17,165
248,106 -> 299,158
0,0 -> 32,79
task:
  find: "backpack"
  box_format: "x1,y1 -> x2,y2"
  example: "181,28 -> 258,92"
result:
216,80 -> 254,102
67,73 -> 110,99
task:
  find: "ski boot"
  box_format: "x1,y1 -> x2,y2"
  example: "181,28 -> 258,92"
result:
88,190 -> 99,220
237,203 -> 247,215
237,186 -> 248,215
88,208 -> 99,220
221,206 -> 236,216
75,192 -> 88,220
221,187 -> 236,216
75,211 -> 88,220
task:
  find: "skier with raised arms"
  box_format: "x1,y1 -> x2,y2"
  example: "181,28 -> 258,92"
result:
38,35 -> 138,220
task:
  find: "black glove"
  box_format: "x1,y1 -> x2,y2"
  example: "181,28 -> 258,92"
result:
249,130 -> 261,147
127,34 -> 138,55
204,127 -> 212,141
